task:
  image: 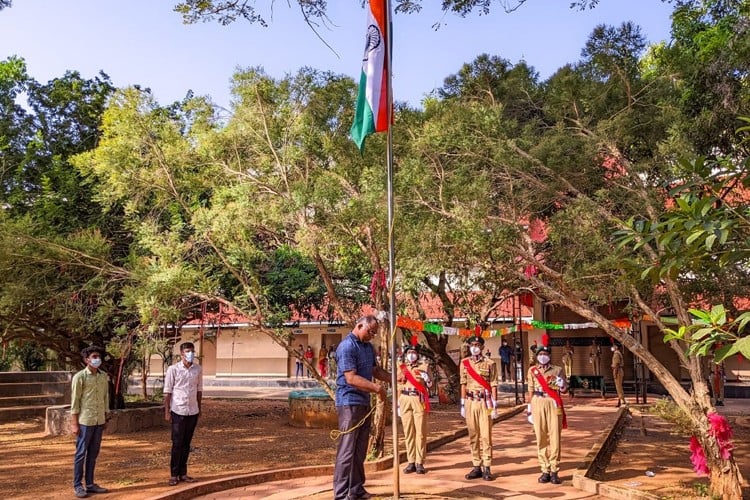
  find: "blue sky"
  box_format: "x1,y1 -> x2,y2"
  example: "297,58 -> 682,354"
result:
1,1 -> 674,108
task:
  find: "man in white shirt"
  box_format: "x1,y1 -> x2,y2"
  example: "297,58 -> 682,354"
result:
164,342 -> 203,486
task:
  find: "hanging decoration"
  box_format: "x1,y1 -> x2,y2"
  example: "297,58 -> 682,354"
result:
394,314 -> 634,338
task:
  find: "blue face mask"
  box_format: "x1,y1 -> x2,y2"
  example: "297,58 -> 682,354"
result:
184,351 -> 195,363
90,358 -> 102,368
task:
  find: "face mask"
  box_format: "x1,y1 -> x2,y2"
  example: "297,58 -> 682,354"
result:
406,353 -> 418,363
470,346 -> 482,356
537,354 -> 550,365
90,358 -> 102,368
611,347 -> 616,352
184,351 -> 195,362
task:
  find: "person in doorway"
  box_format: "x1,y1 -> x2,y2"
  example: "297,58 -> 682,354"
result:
71,345 -> 110,498
527,341 -> 568,485
318,343 -> 328,378
460,335 -> 499,481
711,356 -> 726,406
398,344 -> 432,475
529,339 -> 539,366
164,342 -> 203,486
561,341 -> 574,379
328,343 -> 337,380
499,339 -> 512,382
304,345 -> 314,378
295,344 -> 304,378
611,343 -> 626,407
332,315 -> 391,500
589,340 -> 602,376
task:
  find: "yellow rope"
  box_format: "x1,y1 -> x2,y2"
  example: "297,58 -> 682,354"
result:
329,404 -> 377,441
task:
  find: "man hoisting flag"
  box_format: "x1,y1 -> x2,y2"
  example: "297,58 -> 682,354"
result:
350,0 -> 389,151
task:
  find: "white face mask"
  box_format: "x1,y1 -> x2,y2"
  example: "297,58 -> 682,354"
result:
89,357 -> 102,368
611,347 -> 616,352
537,354 -> 550,365
406,353 -> 418,363
470,346 -> 482,356
184,351 -> 195,363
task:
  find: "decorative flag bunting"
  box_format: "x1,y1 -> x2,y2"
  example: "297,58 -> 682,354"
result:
350,0 -> 389,151
394,315 -> 634,338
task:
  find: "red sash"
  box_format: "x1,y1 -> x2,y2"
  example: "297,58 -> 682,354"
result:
400,364 -> 430,412
463,358 -> 494,409
531,366 -> 567,429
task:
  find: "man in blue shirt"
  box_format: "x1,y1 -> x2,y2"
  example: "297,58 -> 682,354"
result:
333,315 -> 391,500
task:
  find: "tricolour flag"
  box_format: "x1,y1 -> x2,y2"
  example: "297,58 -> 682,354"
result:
350,0 -> 389,152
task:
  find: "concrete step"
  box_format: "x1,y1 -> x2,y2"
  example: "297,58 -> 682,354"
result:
0,405 -> 48,422
0,371 -> 72,384
0,381 -> 69,397
0,394 -> 65,408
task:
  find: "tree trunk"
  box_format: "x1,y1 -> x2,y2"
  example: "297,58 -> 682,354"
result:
367,390 -> 387,459
709,461 -> 744,499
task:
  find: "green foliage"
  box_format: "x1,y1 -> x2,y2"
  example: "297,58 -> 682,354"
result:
664,305 -> 750,362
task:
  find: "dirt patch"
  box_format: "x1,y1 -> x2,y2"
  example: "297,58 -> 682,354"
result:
0,399 -> 464,500
603,407 -> 750,499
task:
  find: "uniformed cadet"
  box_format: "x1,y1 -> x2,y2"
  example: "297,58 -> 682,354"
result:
460,335 -> 499,481
398,344 -> 432,475
611,343 -> 626,407
527,342 -> 568,485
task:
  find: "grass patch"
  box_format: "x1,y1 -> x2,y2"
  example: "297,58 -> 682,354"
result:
646,397 -> 695,436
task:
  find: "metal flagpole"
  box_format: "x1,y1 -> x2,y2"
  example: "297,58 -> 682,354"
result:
384,0 -> 399,498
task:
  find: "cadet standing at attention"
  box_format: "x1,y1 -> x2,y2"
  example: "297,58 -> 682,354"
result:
398,343 -> 432,475
527,339 -> 568,485
460,335 -> 499,481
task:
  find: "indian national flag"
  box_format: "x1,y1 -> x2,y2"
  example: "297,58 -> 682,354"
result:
350,0 -> 389,152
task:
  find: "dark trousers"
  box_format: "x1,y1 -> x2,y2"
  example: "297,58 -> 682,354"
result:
500,360 -> 512,381
73,423 -> 104,489
170,411 -> 199,477
295,361 -> 303,377
333,405 -> 371,500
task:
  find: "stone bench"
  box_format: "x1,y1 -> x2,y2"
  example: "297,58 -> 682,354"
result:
46,403 -> 167,436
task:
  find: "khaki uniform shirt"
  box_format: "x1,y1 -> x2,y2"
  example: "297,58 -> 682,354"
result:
612,350 -> 623,370
460,356 -> 498,392
70,366 -> 109,426
527,363 -> 565,393
398,362 -> 430,392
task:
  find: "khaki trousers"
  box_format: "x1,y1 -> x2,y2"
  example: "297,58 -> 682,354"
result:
531,395 -> 562,473
399,394 -> 427,464
613,367 -> 625,402
466,399 -> 493,466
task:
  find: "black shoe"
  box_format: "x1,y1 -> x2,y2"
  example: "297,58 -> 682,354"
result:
538,472 -> 551,483
86,484 -> 108,494
616,400 -> 621,408
465,466 -> 482,480
482,466 -> 492,481
550,472 -> 562,484
716,400 -> 724,406
352,491 -> 373,500
404,462 -> 416,474
415,463 -> 426,474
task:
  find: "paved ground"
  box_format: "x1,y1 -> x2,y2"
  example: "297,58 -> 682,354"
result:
191,398 -> 616,499
163,381 -> 750,500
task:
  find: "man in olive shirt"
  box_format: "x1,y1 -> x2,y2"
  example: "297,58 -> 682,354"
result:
460,335 -> 499,481
71,345 -> 110,498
